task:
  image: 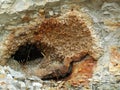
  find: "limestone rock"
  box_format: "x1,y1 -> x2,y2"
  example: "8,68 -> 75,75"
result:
0,0 -> 120,90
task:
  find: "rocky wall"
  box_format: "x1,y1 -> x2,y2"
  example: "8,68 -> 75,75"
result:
0,0 -> 120,90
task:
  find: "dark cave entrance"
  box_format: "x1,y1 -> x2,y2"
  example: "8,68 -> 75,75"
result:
12,43 -> 44,64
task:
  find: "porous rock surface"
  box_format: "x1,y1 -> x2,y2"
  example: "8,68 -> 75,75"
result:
0,0 -> 120,90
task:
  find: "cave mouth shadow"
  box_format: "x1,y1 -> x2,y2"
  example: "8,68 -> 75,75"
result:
11,43 -> 44,64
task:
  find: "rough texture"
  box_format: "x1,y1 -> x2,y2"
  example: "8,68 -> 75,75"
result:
0,0 -> 120,90
0,10 -> 101,86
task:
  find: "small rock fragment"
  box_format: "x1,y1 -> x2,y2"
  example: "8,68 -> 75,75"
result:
33,82 -> 42,90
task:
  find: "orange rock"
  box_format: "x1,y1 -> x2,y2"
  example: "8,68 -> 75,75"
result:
65,56 -> 96,86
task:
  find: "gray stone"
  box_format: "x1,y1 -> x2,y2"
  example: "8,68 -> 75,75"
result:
33,82 -> 42,89
7,85 -> 17,90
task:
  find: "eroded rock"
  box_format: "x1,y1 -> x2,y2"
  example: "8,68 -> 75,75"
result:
0,10 -> 102,85
0,0 -> 120,89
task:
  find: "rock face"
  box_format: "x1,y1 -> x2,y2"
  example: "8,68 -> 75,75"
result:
0,0 -> 120,89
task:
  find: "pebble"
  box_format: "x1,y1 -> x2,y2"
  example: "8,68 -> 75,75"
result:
33,82 -> 42,90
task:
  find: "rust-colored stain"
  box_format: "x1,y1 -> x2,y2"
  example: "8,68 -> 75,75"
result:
1,11 -> 102,88
66,56 -> 96,86
109,47 -> 120,75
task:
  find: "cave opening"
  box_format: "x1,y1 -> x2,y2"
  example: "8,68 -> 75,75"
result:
12,43 -> 44,64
